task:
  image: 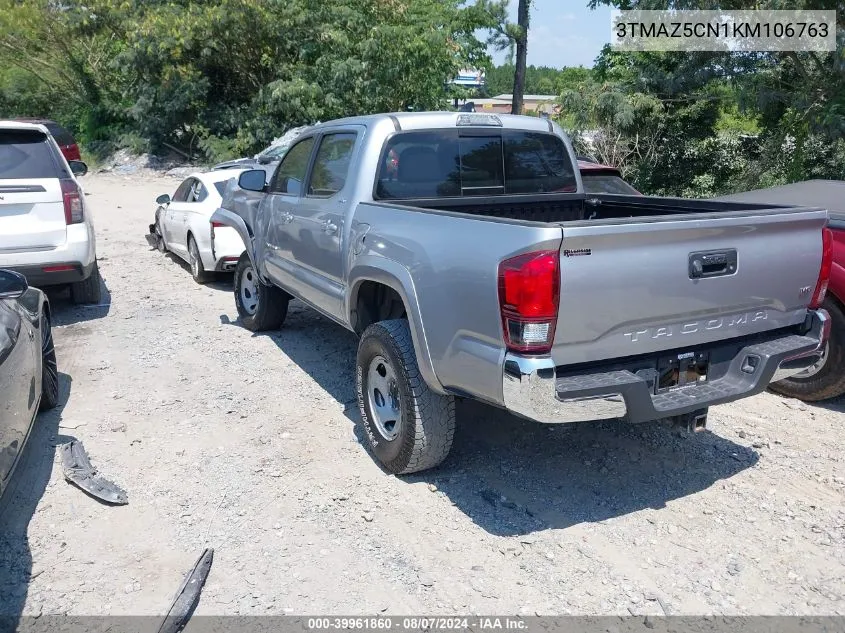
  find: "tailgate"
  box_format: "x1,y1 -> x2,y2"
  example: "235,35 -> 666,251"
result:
0,179 -> 67,250
0,127 -> 68,251
552,209 -> 828,366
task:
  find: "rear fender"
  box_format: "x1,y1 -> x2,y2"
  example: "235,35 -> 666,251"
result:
347,257 -> 445,395
210,208 -> 266,282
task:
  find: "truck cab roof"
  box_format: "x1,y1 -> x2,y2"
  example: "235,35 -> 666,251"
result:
307,111 -> 559,135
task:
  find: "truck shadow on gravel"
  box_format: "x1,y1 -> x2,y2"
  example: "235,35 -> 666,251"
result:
811,395 -> 845,414
426,402 -> 759,536
229,303 -> 759,537
0,373 -> 72,626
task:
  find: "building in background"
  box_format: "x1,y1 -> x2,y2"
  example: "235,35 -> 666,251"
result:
468,94 -> 559,115
448,69 -> 486,89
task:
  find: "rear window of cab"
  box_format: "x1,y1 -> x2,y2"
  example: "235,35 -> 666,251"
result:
375,129 -> 577,200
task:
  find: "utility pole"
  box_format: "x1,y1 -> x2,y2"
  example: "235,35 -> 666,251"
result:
511,0 -> 530,115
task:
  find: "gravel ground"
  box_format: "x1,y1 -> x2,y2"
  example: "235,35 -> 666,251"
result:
0,173 -> 843,619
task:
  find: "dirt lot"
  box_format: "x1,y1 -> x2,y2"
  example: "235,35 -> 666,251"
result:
0,173 -> 844,619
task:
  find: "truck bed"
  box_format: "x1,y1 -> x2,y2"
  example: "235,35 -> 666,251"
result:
378,193 -> 798,224
358,192 -> 827,371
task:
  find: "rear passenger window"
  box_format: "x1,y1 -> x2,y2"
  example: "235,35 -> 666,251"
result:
172,178 -> 194,202
190,181 -> 208,202
0,131 -> 59,179
307,133 -> 356,197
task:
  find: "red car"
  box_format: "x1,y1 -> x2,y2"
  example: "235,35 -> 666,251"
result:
715,180 -> 845,401
577,159 -> 641,195
12,118 -> 82,163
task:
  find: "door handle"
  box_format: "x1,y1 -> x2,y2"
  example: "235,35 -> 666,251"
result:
323,220 -> 339,235
689,249 -> 737,279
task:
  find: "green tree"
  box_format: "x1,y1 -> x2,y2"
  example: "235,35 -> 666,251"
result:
588,0 -> 845,192
484,64 -> 591,96
0,0 -> 508,161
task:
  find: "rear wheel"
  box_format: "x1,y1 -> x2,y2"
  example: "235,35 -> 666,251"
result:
155,214 -> 167,253
356,319 -> 455,474
188,236 -> 213,284
39,311 -> 59,411
70,260 -> 102,305
233,253 -> 289,331
769,296 -> 845,401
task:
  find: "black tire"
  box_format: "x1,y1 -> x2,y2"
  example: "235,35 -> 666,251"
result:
769,296 -> 845,402
233,253 -> 289,331
71,260 -> 102,304
356,319 -> 455,475
188,236 -> 214,284
39,311 -> 59,411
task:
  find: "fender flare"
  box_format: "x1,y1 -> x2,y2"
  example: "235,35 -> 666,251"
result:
347,257 -> 445,395
209,207 -> 269,283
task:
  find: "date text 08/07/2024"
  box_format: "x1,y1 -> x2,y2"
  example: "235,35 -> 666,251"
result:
305,617 -> 528,631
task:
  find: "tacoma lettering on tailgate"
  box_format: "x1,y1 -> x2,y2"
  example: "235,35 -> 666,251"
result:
623,311 -> 769,343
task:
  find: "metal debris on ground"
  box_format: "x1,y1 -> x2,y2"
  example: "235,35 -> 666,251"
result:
156,548 -> 214,633
60,440 -> 129,505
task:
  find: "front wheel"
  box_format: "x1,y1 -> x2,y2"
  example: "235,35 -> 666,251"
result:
356,319 -> 455,474
769,296 -> 845,401
233,253 -> 289,332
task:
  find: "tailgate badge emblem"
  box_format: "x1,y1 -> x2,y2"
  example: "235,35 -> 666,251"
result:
563,248 -> 591,257
799,286 -> 812,296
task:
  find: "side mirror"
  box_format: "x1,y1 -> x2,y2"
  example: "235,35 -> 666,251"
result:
239,169 -> 267,192
156,194 -> 171,205
0,269 -> 28,299
68,160 -> 88,177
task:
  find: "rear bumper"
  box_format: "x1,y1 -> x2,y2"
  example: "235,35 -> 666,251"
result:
0,223 -> 96,288
210,226 -> 245,272
214,257 -> 240,272
7,260 -> 95,287
502,309 -> 830,424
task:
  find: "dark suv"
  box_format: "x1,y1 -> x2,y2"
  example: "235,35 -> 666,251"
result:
13,118 -> 82,163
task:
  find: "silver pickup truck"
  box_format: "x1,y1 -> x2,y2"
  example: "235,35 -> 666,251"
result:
212,112 -> 832,475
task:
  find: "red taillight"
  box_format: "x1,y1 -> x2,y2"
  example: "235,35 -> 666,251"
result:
61,179 -> 83,224
810,228 -> 833,309
64,144 -> 82,161
211,220 -> 225,239
498,250 -> 560,354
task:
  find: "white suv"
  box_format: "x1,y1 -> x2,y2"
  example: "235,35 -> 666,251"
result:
0,121 -> 100,304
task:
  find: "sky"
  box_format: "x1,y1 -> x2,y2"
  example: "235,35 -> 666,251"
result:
489,0 -> 613,69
